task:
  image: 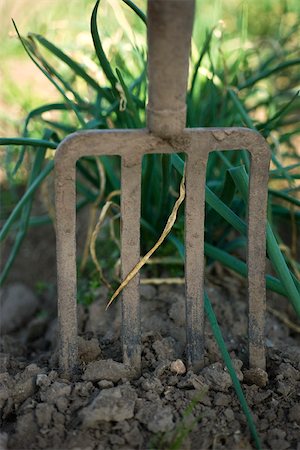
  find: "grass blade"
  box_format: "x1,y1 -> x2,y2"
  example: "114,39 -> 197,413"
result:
204,242 -> 287,297
12,20 -> 86,128
0,138 -> 57,149
269,189 -> 300,208
238,59 -> 300,90
31,33 -> 111,101
0,161 -> 54,243
121,0 -> 147,25
115,67 -> 142,127
189,27 -> 215,96
171,153 -> 247,235
229,166 -> 300,316
1,141 -> 48,285
204,291 -> 262,450
91,0 -> 118,89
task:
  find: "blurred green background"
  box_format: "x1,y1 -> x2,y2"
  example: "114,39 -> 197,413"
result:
1,0 -> 299,136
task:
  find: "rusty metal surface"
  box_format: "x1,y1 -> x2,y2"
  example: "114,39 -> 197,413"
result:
55,129 -> 270,377
55,0 -> 270,378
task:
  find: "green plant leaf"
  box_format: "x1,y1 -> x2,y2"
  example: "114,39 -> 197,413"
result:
12,20 -> 86,128
1,130 -> 55,285
229,166 -> 300,316
91,0 -> 118,90
204,291 -> 262,450
0,161 -> 54,244
31,33 -> 111,101
121,0 -> 147,25
0,138 -> 57,149
238,59 -> 300,90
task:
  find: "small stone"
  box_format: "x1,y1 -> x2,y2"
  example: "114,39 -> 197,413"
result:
170,359 -> 186,375
82,359 -> 132,383
80,385 -> 137,427
98,380 -> 114,389
244,368 -> 268,388
289,404 -> 300,422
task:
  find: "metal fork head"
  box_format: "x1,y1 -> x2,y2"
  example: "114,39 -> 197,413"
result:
55,127 -> 270,378
55,0 -> 270,379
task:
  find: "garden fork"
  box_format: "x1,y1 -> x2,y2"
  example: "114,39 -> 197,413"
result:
55,0 -> 270,378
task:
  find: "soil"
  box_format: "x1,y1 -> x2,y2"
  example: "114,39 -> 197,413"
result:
1,270 -> 300,450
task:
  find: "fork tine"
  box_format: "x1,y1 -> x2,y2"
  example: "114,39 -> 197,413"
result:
121,155 -> 142,374
248,150 -> 270,370
55,161 -> 78,378
185,152 -> 207,371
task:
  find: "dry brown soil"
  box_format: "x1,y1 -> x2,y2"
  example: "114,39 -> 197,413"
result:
1,268 -> 300,450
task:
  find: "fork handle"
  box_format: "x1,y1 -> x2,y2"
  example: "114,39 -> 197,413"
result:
147,0 -> 195,137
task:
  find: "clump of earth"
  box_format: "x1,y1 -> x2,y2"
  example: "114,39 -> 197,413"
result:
1,274 -> 299,450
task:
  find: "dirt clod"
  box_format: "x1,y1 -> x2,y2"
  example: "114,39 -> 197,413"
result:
244,367 -> 269,387
80,384 -> 137,427
82,359 -> 132,382
137,402 -> 174,433
202,362 -> 232,392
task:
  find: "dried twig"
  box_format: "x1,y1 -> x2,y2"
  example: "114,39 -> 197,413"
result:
106,167 -> 186,309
